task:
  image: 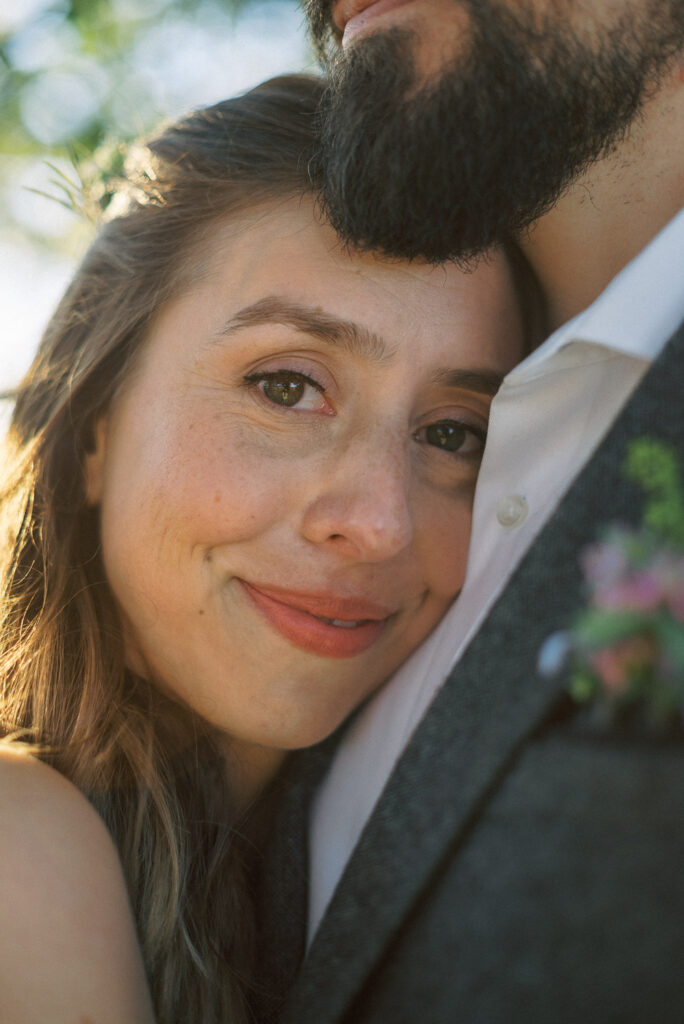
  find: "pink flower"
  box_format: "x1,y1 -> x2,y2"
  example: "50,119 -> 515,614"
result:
593,570 -> 666,613
581,541 -> 629,587
590,635 -> 656,694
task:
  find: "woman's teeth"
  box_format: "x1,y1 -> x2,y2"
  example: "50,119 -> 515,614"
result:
319,616 -> 364,629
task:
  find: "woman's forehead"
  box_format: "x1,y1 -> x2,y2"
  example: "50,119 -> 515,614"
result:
185,195 -> 518,326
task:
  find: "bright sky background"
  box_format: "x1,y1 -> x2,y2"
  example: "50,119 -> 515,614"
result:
0,0 -> 314,392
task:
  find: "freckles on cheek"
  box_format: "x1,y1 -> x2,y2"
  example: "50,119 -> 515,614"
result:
141,429 -> 286,544
205,423 -> 316,530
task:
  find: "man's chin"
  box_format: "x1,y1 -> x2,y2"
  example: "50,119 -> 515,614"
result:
314,0 -> 684,262
315,28 -> 522,261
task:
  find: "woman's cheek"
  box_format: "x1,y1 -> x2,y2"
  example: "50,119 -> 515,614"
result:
151,438 -> 300,544
417,495 -> 474,599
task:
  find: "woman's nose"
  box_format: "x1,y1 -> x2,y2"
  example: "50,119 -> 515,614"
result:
299,440 -> 414,562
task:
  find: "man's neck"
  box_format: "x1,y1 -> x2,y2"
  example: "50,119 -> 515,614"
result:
521,64 -> 684,333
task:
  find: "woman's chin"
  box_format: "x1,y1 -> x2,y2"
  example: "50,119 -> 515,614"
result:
221,710 -> 351,807
225,705 -> 355,762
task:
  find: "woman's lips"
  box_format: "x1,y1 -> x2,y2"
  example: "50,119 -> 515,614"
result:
334,0 -> 417,43
238,580 -> 391,659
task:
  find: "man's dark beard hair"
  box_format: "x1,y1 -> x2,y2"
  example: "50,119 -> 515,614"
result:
310,1 -> 684,263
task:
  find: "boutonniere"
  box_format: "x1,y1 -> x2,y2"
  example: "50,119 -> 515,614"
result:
544,439 -> 684,731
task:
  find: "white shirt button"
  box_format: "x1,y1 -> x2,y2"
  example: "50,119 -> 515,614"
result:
496,494 -> 528,528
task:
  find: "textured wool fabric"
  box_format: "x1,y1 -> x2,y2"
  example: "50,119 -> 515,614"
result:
253,321 -> 684,1024
252,728 -> 342,1023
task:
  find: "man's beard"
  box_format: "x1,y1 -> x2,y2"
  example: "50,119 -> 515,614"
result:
309,1 -> 684,263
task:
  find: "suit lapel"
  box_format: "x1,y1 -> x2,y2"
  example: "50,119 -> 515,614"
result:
253,728 -> 341,1022
282,321 -> 684,1024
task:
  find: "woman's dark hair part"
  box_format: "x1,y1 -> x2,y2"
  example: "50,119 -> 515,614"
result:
0,73 -> 325,1024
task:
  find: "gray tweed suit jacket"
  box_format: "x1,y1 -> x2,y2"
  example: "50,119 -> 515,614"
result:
253,320 -> 684,1024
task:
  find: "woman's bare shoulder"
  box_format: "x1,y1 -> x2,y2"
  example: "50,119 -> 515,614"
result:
0,744 -> 116,874
0,744 -> 155,1024
0,741 -> 97,813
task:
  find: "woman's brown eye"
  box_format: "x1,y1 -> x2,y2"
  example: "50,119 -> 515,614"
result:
261,373 -> 306,407
425,422 -> 468,452
245,368 -> 330,413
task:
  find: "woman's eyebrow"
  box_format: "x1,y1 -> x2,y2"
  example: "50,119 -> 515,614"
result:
430,368 -> 504,396
216,295 -> 392,363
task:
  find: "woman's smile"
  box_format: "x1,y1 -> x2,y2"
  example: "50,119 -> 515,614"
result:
237,579 -> 394,658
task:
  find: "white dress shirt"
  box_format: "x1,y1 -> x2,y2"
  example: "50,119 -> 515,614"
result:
307,206 -> 684,944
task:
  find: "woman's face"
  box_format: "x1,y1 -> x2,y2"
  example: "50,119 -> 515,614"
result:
86,198 -> 524,762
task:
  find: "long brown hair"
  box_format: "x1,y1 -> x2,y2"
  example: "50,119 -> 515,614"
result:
0,73 -> 325,1024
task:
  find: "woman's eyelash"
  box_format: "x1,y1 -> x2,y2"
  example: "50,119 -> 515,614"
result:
242,368 -> 332,412
416,418 -> 488,457
429,418 -> 487,437
243,370 -> 324,391
463,422 -> 487,443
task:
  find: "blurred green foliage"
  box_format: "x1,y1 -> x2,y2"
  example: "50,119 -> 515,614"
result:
0,0 -> 311,247
1,0 -> 245,155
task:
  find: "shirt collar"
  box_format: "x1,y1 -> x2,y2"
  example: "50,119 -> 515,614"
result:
510,204 -> 684,381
